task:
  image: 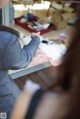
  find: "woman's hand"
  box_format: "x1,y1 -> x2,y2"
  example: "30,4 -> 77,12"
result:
31,32 -> 43,42
31,32 -> 40,37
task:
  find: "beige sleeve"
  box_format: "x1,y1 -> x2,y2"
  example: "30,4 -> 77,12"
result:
11,90 -> 34,119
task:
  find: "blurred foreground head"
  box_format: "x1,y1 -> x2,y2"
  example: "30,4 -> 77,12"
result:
57,9 -> 80,91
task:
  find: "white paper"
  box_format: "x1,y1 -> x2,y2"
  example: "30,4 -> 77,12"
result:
39,42 -> 66,61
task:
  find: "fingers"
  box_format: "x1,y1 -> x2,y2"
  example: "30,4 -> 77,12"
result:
31,32 -> 43,42
31,32 -> 39,37
37,32 -> 40,35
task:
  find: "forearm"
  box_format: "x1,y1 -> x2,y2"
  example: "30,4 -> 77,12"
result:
15,36 -> 40,68
11,80 -> 41,119
23,36 -> 40,57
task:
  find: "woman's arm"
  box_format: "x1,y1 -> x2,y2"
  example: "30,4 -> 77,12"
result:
3,32 -> 41,70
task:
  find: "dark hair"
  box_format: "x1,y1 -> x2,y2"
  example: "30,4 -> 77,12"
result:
58,19 -> 80,90
48,10 -> 80,91
46,9 -> 80,119
0,25 -> 20,37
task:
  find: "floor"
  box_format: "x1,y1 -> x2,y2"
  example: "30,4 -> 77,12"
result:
14,65 -> 58,91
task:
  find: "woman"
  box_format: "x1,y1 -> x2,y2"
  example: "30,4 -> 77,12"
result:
0,1 -> 42,119
11,10 -> 80,119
